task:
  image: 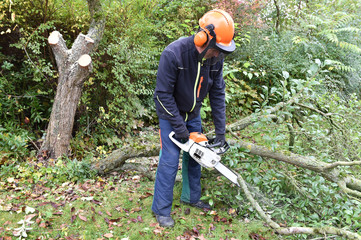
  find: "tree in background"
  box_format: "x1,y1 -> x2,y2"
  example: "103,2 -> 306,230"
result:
39,0 -> 105,159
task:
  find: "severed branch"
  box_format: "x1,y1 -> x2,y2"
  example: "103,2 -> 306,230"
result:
48,31 -> 70,71
232,138 -> 361,198
236,172 -> 361,239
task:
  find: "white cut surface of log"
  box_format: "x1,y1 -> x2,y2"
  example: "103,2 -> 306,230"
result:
85,36 -> 95,44
78,54 -> 92,68
48,31 -> 61,45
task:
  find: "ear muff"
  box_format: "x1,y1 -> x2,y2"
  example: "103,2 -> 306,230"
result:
194,25 -> 215,47
194,29 -> 208,47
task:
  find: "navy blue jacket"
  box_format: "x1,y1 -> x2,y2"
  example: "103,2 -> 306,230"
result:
154,36 -> 226,135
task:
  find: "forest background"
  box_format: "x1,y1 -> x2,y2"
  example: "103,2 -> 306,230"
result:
1,0 -> 361,239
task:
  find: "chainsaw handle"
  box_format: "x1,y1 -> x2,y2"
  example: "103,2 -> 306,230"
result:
207,138 -> 230,155
169,131 -> 193,152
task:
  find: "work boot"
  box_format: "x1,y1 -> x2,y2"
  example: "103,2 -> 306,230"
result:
155,215 -> 175,228
180,200 -> 212,210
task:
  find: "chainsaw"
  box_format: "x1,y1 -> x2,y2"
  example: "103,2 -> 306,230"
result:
169,131 -> 240,187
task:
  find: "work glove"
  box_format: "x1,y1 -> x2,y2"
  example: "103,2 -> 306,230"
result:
214,133 -> 226,146
174,129 -> 190,143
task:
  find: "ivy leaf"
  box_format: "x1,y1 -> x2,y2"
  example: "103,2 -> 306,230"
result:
282,71 -> 289,79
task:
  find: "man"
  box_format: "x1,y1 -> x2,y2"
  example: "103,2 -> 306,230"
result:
152,9 -> 236,228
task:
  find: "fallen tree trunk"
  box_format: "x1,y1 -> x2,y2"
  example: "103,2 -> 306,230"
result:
93,132 -> 361,198
92,143 -> 159,175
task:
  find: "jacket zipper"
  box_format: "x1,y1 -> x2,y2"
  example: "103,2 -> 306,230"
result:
190,62 -> 201,112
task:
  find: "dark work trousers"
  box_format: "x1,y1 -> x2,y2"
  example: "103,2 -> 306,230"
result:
151,116 -> 202,217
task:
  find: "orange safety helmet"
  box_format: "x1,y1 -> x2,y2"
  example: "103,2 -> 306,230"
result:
194,9 -> 236,54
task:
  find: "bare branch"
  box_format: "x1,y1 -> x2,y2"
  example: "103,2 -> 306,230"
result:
325,161 -> 361,169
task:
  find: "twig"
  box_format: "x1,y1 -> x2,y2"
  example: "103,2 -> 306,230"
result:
27,136 -> 40,151
310,235 -> 338,240
295,102 -> 343,131
325,161 -> 361,170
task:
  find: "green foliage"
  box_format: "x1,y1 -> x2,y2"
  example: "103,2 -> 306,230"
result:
224,61 -> 261,117
0,157 -> 96,186
78,0 -> 214,138
0,125 -> 33,163
1,0 -> 215,159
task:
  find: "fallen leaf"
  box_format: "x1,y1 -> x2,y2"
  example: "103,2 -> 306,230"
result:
7,177 -> 14,183
91,199 -> 102,205
25,206 -> 36,214
137,215 -> 144,223
184,208 -> 190,215
193,227 -> 199,236
130,218 -> 138,223
39,222 -> 47,228
109,218 -> 121,224
132,207 -> 142,212
209,210 -> 217,215
71,215 -> 77,223
104,233 -> 113,238
149,222 -> 158,227
209,223 -> 215,231
153,228 -> 163,235
198,234 -> 207,240
249,232 -> 266,240
139,192 -> 153,200
50,202 -> 60,209
81,196 -> 94,201
228,208 -> 237,216
79,215 -> 87,222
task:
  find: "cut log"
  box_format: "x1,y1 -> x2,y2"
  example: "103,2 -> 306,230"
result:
78,54 -> 92,68
48,31 -> 60,45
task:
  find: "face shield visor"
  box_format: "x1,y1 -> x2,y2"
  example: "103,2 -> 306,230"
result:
198,37 -> 235,65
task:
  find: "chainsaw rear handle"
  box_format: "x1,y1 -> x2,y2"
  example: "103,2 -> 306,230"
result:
168,131 -> 193,152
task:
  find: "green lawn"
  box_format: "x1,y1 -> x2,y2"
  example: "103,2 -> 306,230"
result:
0,172 -> 279,239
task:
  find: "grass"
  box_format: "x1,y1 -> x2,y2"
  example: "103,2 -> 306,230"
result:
0,170 -> 280,240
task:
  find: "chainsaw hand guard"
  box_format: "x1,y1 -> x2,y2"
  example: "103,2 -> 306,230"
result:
207,138 -> 230,155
